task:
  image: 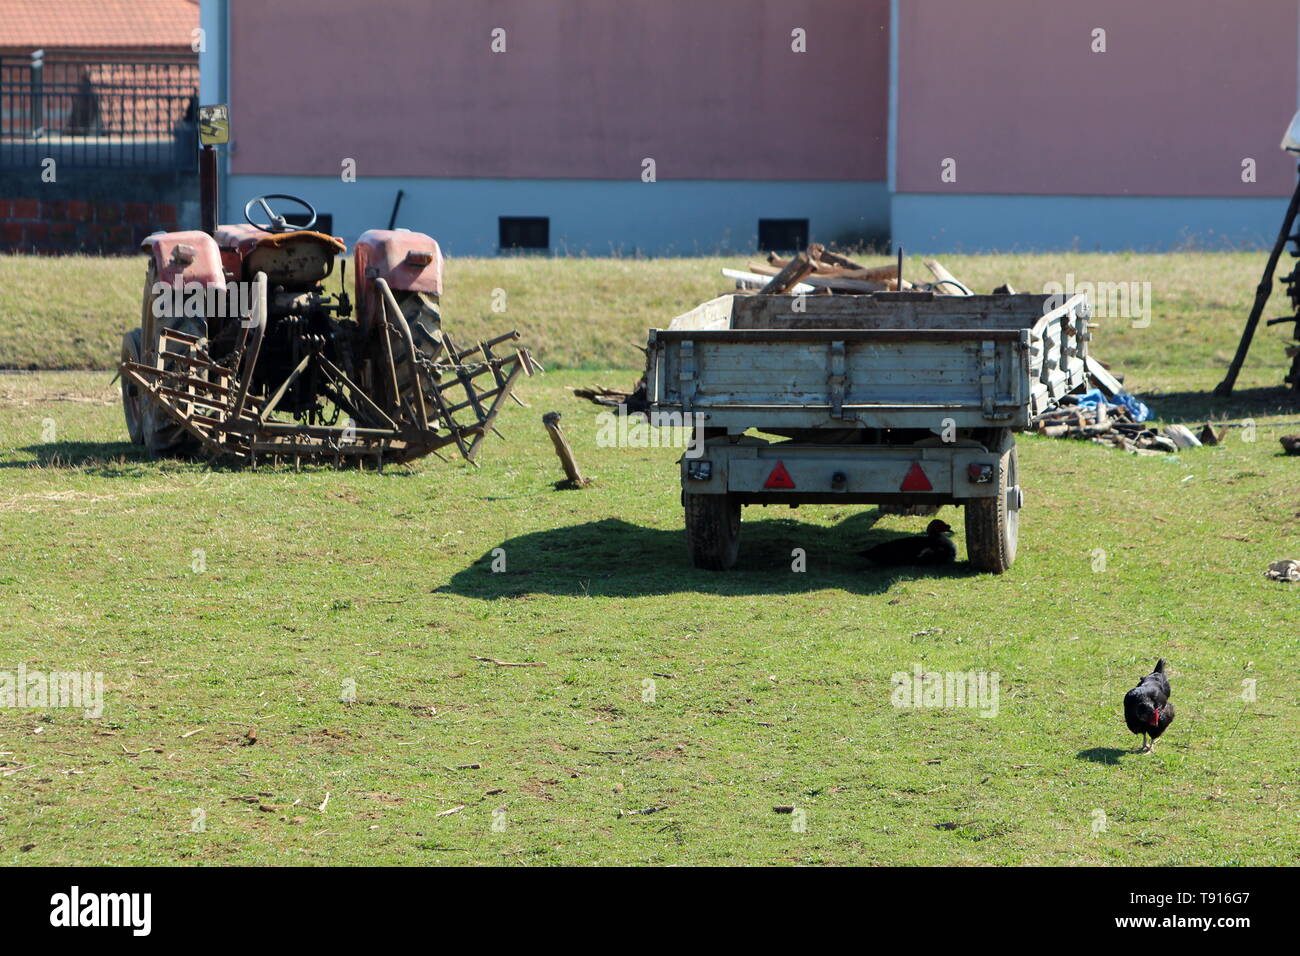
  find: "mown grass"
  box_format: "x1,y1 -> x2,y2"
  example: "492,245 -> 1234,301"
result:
0,253 -> 1297,865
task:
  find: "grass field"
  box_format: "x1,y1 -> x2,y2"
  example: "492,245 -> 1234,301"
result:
0,252 -> 1297,865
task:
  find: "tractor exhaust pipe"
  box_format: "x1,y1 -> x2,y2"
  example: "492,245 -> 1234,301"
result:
200,144 -> 218,237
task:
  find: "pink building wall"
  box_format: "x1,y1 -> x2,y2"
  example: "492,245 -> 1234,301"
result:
229,0 -> 890,181
895,0 -> 1298,197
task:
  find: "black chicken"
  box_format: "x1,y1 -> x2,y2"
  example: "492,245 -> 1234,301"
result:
1123,658 -> 1175,752
860,519 -> 956,566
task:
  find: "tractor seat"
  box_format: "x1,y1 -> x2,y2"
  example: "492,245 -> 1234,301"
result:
215,223 -> 346,257
215,224 -> 347,287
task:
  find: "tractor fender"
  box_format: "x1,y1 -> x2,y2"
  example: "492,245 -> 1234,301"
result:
354,229 -> 443,333
140,230 -> 226,290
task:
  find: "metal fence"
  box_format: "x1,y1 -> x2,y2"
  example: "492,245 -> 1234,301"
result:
0,50 -> 199,169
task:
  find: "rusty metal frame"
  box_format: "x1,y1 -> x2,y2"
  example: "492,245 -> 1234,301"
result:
119,268 -> 533,469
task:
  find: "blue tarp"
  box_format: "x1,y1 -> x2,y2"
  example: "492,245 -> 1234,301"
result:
1075,388 -> 1151,423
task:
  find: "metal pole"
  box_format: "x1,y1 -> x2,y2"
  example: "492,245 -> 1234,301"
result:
199,143 -> 218,235
1214,162 -> 1300,397
387,190 -> 404,230
29,48 -> 44,139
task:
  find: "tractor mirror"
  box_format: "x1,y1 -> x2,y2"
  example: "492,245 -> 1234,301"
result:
198,104 -> 230,146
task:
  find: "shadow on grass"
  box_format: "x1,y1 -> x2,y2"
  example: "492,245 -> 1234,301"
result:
2,441 -> 432,476
443,511 -> 985,598
0,440 -> 149,474
1146,385 -> 1299,424
1075,747 -> 1132,765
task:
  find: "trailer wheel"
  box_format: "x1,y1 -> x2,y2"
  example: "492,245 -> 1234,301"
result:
685,493 -> 741,570
964,430 -> 1019,573
120,328 -> 146,445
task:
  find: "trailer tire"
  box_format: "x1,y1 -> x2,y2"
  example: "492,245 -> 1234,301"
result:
964,430 -> 1019,573
685,493 -> 741,570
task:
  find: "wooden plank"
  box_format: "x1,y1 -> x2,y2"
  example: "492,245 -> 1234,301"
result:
761,244 -> 822,294
1085,355 -> 1125,398
922,258 -> 972,295
744,263 -> 890,293
814,249 -> 868,270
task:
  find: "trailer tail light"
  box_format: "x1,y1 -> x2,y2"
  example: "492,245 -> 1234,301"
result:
763,461 -> 796,489
404,250 -> 434,267
899,462 -> 932,492
686,459 -> 712,481
968,463 -> 995,484
171,243 -> 196,266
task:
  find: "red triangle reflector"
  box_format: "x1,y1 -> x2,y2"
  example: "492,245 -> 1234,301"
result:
900,462 -> 932,492
763,461 -> 796,489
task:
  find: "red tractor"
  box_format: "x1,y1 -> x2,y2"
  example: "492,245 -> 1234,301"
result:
119,190 -> 532,468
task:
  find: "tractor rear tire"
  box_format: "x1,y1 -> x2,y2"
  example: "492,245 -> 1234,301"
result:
120,328 -> 145,445
964,430 -> 1019,573
685,492 -> 741,570
130,260 -> 198,457
143,403 -> 195,458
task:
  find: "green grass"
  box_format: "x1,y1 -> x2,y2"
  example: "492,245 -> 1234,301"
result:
3,250 -> 1298,387
0,252 -> 1297,865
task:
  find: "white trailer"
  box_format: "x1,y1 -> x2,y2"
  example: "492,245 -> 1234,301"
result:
644,290 -> 1092,572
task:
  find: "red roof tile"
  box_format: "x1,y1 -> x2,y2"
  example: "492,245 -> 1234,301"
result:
0,0 -> 199,50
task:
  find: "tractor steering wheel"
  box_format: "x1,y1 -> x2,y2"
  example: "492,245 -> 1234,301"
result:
243,194 -> 317,234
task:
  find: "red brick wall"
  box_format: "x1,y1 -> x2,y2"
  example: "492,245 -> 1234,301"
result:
0,197 -> 178,254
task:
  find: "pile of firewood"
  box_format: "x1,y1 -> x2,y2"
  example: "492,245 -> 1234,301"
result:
724,245 -> 979,296
1033,396 -> 1221,455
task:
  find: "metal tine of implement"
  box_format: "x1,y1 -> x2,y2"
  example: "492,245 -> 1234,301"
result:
315,356 -> 399,431
482,340 -> 507,391
454,330 -> 520,362
375,278 -> 430,432
425,380 -> 473,462
444,384 -> 507,415
149,349 -> 235,375
159,327 -> 204,346
227,273 -> 269,425
257,351 -> 313,425
373,292 -> 407,424
478,342 -> 530,414
455,366 -> 489,429
465,358 -> 526,462
431,362 -> 496,392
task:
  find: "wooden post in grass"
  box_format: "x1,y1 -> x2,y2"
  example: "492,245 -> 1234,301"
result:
542,412 -> 590,487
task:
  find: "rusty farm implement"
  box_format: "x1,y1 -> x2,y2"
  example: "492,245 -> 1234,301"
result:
118,192 -> 533,469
